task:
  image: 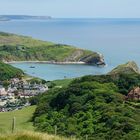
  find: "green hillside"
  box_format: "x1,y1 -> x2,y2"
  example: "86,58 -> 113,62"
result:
33,72 -> 140,140
0,106 -> 75,140
108,61 -> 140,75
1,62 -> 140,139
0,61 -> 24,81
0,32 -> 105,65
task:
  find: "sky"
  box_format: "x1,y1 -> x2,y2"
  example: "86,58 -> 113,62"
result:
0,0 -> 140,18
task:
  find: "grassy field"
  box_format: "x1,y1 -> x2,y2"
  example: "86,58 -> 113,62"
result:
0,106 -> 75,140
53,78 -> 74,87
0,106 -> 36,133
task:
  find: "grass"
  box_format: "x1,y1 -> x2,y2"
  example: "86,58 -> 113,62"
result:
0,105 -> 76,139
0,61 -> 23,81
0,106 -> 76,140
109,61 -> 140,75
0,131 -> 76,140
0,32 -> 98,63
53,78 -> 73,87
0,106 -> 36,133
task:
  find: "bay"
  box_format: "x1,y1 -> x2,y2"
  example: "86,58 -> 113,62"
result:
0,18 -> 140,80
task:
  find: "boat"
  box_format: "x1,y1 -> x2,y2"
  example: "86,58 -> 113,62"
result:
30,66 -> 35,68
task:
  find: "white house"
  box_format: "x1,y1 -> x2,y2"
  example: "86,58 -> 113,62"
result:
0,85 -> 7,96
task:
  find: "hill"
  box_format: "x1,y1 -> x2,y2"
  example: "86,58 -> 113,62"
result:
0,61 -> 24,81
0,106 -> 75,140
0,32 -> 105,65
108,61 -> 140,75
1,62 -> 140,139
33,64 -> 140,139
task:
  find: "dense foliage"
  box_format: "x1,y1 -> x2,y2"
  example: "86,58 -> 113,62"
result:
0,62 -> 23,81
33,74 -> 140,140
74,74 -> 140,95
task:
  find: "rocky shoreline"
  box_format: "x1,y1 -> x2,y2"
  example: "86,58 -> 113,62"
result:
6,61 -> 85,65
6,60 -> 105,66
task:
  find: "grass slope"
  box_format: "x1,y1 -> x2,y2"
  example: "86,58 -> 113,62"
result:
52,79 -> 73,87
0,106 -> 75,140
108,61 -> 140,75
0,61 -> 23,81
0,106 -> 36,133
0,32 -> 100,63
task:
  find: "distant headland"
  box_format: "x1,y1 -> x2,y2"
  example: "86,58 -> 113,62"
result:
0,32 -> 105,66
0,15 -> 52,21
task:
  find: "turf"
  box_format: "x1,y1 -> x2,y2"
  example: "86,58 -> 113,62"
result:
0,106 -> 36,133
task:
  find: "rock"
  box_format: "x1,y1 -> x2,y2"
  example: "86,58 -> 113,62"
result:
80,52 -> 105,66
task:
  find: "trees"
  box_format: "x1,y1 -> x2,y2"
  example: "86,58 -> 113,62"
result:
33,74 -> 140,139
34,77 -> 140,140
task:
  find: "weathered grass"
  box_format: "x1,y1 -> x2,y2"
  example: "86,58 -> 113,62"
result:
0,131 -> 76,140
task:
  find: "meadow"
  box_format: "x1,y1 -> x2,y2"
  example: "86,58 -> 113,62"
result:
0,106 -> 76,140
0,106 -> 36,133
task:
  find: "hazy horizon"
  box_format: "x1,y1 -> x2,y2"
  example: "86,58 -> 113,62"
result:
0,0 -> 140,18
2,15 -> 140,19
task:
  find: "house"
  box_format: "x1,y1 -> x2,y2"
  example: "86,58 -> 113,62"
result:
7,87 -> 17,93
127,87 -> 140,100
0,85 -> 7,96
0,107 -> 6,112
10,78 -> 20,85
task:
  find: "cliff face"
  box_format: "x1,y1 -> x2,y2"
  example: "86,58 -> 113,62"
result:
63,50 -> 105,65
0,32 -> 105,66
80,53 -> 105,65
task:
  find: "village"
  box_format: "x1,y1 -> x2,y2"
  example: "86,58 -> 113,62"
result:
0,78 -> 48,112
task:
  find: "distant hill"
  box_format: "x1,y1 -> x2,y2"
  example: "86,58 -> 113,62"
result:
108,61 -> 140,75
0,61 -> 24,81
0,32 -> 105,65
0,15 -> 52,21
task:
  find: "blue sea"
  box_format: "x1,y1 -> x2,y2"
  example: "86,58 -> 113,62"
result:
0,18 -> 140,80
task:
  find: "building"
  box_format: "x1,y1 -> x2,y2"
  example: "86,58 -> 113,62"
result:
0,85 -> 7,96
127,87 -> 140,100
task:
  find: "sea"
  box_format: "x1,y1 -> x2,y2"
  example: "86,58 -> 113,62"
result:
0,18 -> 140,81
